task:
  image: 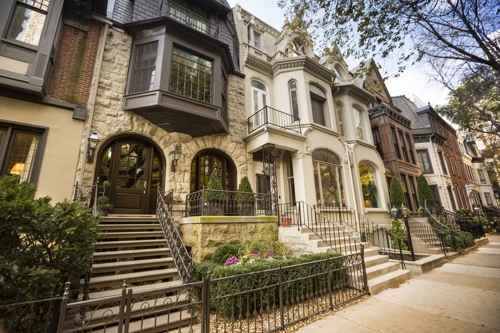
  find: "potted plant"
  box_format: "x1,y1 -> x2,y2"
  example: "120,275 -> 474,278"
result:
96,180 -> 113,216
235,176 -> 255,216
389,177 -> 404,218
204,172 -> 226,216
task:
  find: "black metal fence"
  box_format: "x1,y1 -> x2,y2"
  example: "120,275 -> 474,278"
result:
482,205 -> 500,234
248,106 -> 302,135
186,189 -> 271,217
72,178 -> 98,214
437,208 -> 485,239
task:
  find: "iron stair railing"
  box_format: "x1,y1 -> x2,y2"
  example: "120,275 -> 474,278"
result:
425,200 -> 458,249
406,214 -> 447,254
157,187 -> 194,284
437,207 -> 485,239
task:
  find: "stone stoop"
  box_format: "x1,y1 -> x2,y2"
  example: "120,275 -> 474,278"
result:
65,216 -> 193,332
362,248 -> 411,295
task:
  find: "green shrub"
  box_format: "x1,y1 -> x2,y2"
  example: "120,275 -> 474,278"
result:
204,172 -> 226,202
194,252 -> 345,316
389,177 -> 405,208
0,175 -> 102,331
211,244 -> 245,265
240,240 -> 292,258
235,176 -> 255,204
417,174 -> 433,210
388,219 -> 408,251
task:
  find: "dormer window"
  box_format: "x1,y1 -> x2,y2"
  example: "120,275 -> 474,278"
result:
7,0 -> 51,46
254,32 -> 261,49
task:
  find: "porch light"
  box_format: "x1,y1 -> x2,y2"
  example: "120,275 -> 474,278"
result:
171,144 -> 182,172
401,203 -> 407,217
86,130 -> 100,163
391,206 -> 397,218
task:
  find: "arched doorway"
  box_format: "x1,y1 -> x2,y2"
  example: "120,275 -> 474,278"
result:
95,135 -> 165,214
190,149 -> 236,192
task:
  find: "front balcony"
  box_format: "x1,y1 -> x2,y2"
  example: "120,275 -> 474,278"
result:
164,1 -> 220,38
248,106 -> 302,135
123,90 -> 229,137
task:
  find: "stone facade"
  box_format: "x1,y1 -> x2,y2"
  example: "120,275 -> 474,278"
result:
179,216 -> 278,262
79,28 -> 248,200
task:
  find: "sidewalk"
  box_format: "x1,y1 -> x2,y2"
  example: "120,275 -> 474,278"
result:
297,236 -> 500,333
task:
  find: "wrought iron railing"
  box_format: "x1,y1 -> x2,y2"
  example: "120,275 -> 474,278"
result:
425,200 -> 459,249
340,203 -> 408,267
185,189 -> 271,217
314,203 -> 362,237
72,178 -> 98,215
165,1 -> 219,37
481,205 -> 500,234
406,214 -> 447,254
437,207 -> 485,239
248,106 -> 302,135
158,188 -> 194,284
278,202 -> 365,256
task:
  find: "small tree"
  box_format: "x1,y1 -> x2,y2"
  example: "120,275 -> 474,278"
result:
389,177 -> 405,209
417,174 -> 434,209
204,172 -> 226,202
236,176 -> 255,204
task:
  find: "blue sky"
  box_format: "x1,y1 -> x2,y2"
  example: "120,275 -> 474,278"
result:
227,0 -> 450,107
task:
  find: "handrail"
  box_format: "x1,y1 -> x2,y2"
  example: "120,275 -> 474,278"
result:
341,203 -> 408,267
247,106 -> 302,135
314,203 -> 361,237
406,214 -> 447,254
425,199 -> 458,249
73,177 -> 99,215
157,187 -> 194,284
278,201 -> 364,255
436,205 -> 485,239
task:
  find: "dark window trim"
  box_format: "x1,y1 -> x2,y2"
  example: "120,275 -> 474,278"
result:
391,126 -> 401,160
0,119 -> 48,186
417,149 -> 433,174
438,151 -> 447,175
447,186 -> 457,211
405,134 -> 416,164
398,130 -> 409,162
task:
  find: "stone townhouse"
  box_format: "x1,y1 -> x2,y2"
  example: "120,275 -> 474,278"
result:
231,5 -> 391,223
393,95 -> 470,212
353,60 -> 422,212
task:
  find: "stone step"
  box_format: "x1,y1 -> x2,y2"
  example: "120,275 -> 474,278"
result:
73,294 -> 189,328
98,224 -> 163,231
301,226 -> 357,234
94,239 -> 167,249
82,268 -> 178,289
93,248 -> 171,261
308,230 -> 358,240
365,262 -> 399,280
82,280 -> 183,300
367,269 -> 411,295
101,231 -> 165,239
102,216 -> 159,223
317,236 -> 362,247
327,244 -> 376,257
364,255 -> 389,269
92,258 -> 175,274
92,310 -> 194,333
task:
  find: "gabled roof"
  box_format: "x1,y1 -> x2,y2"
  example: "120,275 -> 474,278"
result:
351,58 -> 393,107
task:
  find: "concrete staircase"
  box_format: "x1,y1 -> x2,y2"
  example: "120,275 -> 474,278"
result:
280,225 -> 411,295
407,217 -> 453,255
67,216 -> 193,332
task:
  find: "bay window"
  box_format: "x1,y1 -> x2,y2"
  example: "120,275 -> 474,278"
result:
7,0 -> 50,46
354,106 -> 366,141
312,149 -> 344,205
359,162 -> 379,208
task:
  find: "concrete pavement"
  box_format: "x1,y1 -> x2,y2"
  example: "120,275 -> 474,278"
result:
297,236 -> 500,333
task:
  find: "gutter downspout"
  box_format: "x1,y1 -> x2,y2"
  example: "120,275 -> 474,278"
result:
78,20 -> 110,185
343,139 -> 360,233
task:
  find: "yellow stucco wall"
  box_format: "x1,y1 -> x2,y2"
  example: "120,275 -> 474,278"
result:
0,96 -> 84,203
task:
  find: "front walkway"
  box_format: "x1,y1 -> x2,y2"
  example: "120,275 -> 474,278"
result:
297,236 -> 500,333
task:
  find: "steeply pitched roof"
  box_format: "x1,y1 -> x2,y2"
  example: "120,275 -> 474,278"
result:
351,58 -> 393,107
392,95 -> 427,129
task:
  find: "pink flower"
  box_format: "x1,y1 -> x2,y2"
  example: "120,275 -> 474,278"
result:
250,254 -> 260,258
223,256 -> 240,267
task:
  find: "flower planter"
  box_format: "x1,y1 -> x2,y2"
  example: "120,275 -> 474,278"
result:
237,203 -> 255,216
281,217 -> 292,227
96,206 -> 110,216
204,202 -> 224,216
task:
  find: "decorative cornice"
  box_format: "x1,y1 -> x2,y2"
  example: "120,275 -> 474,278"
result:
334,83 -> 375,106
245,54 -> 273,77
368,104 -> 412,128
238,7 -> 281,38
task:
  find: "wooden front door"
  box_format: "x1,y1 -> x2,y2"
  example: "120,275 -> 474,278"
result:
97,138 -> 163,215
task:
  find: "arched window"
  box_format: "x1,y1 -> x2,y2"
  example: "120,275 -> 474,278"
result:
353,106 -> 366,141
250,80 -> 269,128
310,85 -> 327,126
312,149 -> 344,205
336,103 -> 345,136
289,80 -> 299,118
334,64 -> 346,81
190,150 -> 235,192
359,162 -> 379,208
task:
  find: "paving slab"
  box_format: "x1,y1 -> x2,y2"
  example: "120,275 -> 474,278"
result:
477,247 -> 500,255
416,270 -> 500,292
375,279 -> 500,329
434,263 -> 500,278
451,253 -> 500,268
489,242 -> 500,246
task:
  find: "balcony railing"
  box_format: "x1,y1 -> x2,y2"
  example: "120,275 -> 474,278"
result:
185,189 -> 271,217
248,106 -> 302,135
165,2 -> 219,38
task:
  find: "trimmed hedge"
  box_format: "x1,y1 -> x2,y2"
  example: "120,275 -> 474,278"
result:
446,231 -> 474,253
193,252 -> 346,315
211,244 -> 246,266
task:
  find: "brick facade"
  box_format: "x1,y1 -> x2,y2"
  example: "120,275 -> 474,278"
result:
46,21 -> 102,106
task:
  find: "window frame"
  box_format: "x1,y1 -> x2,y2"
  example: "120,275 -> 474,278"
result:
336,103 -> 345,136
399,130 -> 410,162
438,151 -> 448,175
447,154 -> 455,175
484,192 -> 493,207
312,149 -> 345,205
417,149 -> 433,174
309,84 -> 328,127
6,0 -> 52,48
0,120 -> 48,185
454,158 -> 460,178
254,32 -> 261,49
406,134 -> 416,164
477,168 -> 487,184
353,105 -> 367,141
391,127 -> 401,160
447,186 -> 457,211
288,80 -> 299,119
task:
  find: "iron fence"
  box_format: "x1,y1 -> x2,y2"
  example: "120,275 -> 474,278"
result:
165,1 -> 220,37
437,207 -> 485,239
53,252 -> 367,333
0,285 -> 62,333
158,188 -> 194,284
482,205 -> 500,234
406,214 -> 447,254
72,178 -> 98,215
186,189 -> 271,217
248,106 -> 302,135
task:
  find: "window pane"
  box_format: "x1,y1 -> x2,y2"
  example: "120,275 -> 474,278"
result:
170,47 -> 212,103
359,163 -> 378,208
309,85 -> 325,98
130,42 -> 158,94
290,90 -> 298,118
337,104 -> 345,136
7,132 -> 40,182
251,80 -> 267,91
20,0 -> 51,11
354,108 -> 365,140
116,143 -> 146,189
0,129 -> 4,147
254,33 -> 260,48
8,5 -> 46,46
311,98 -> 325,126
